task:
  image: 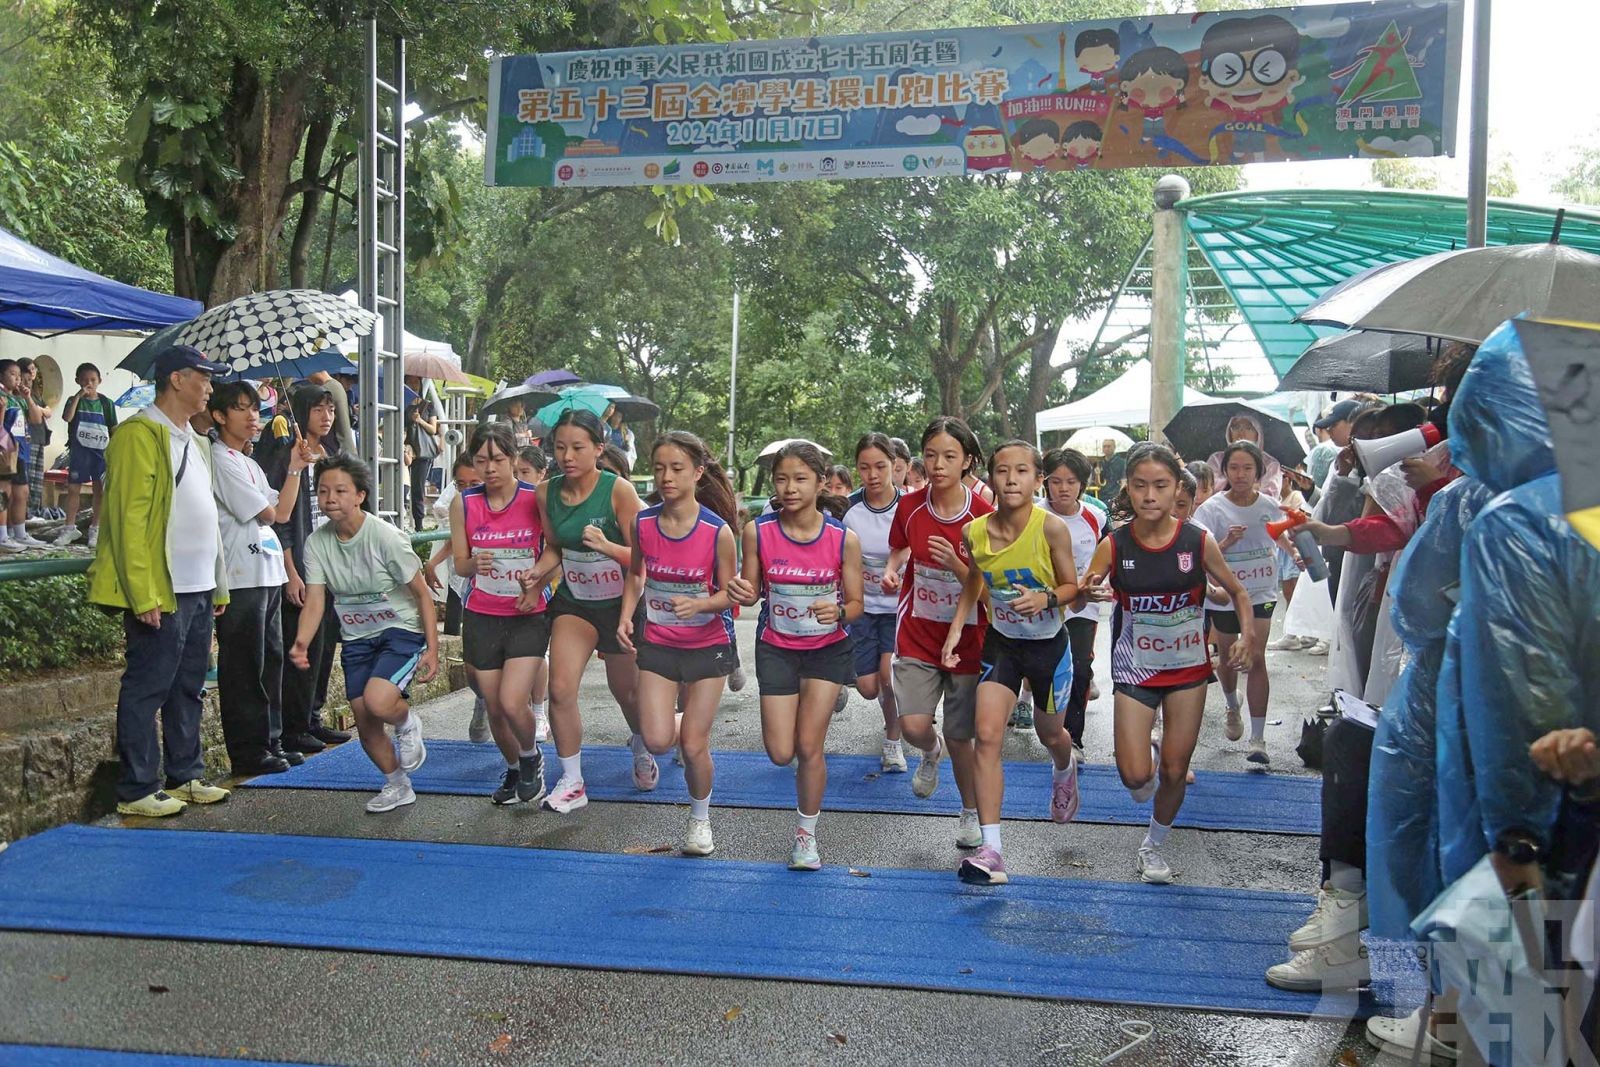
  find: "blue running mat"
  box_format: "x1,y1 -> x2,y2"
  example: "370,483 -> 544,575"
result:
243,739 -> 1320,835
0,1046 -> 321,1067
0,825 -> 1353,1017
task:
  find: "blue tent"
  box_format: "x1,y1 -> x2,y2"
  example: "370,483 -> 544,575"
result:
0,224 -> 201,336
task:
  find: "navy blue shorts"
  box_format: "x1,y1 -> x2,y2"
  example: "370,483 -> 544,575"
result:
68,446 -> 106,485
341,627 -> 428,701
850,612 -> 897,677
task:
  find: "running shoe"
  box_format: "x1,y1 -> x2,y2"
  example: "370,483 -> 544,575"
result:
86,526 -> 98,549
911,735 -> 943,799
1050,752 -> 1081,824
1304,638 -> 1330,656
517,750 -> 547,804
1247,738 -> 1270,765
682,817 -> 715,856
1087,682 -> 1100,701
165,779 -> 229,804
545,776 -> 588,813
0,540 -> 25,554
880,739 -> 907,773
1268,634 -> 1310,651
1289,885 -> 1369,951
833,688 -> 848,716
534,710 -> 550,743
115,790 -> 185,818
14,532 -> 49,548
1224,706 -> 1244,742
955,809 -> 982,849
366,779 -> 415,813
53,526 -> 82,547
467,695 -> 490,744
1265,938 -> 1370,992
788,828 -> 821,871
1365,1011 -> 1459,1064
395,716 -> 426,772
1128,740 -> 1160,804
1136,843 -> 1173,885
492,767 -> 522,806
1010,700 -> 1034,729
729,666 -> 748,692
958,845 -> 1009,885
633,749 -> 660,792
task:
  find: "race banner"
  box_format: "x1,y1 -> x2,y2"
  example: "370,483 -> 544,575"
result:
486,0 -> 1462,188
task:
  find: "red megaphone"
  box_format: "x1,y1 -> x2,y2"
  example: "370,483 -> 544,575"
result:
1266,508 -> 1309,541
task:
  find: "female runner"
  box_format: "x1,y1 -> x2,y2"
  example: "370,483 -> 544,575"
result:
1078,443 -> 1251,883
941,441 -> 1082,885
1042,447 -> 1105,754
618,431 -> 740,856
844,433 -> 905,772
727,442 -> 863,871
514,445 -> 552,742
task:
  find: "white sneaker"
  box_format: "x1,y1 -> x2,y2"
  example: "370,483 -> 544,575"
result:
0,540 -> 24,554
1268,633 -> 1309,651
729,665 -> 747,692
880,740 -> 907,773
53,526 -> 82,546
1289,885 -> 1369,951
1087,682 -> 1100,701
86,527 -> 98,548
1304,638 -> 1329,656
681,816 -> 714,856
955,810 -> 982,849
1224,706 -> 1244,742
1247,738 -> 1270,765
534,711 -> 550,743
15,532 -> 49,548
366,779 -> 415,813
545,775 -> 588,813
788,828 -> 821,871
394,716 -> 426,772
1265,937 -> 1370,992
1128,739 -> 1159,804
1136,843 -> 1173,885
912,735 -> 943,798
632,748 -> 659,791
1365,1010 -> 1459,1063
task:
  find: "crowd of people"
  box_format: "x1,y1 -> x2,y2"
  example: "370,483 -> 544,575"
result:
5,331 -> 1594,1060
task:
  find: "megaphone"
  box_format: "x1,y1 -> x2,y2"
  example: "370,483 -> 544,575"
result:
1265,509 -> 1306,542
1265,507 -> 1329,583
1352,422 -> 1444,478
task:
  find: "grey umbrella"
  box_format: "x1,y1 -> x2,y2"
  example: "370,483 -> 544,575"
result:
1296,241 -> 1600,344
479,384 -> 561,421
1278,331 -> 1437,393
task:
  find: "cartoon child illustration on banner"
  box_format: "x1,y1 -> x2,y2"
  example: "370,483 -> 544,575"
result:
1060,121 -> 1104,168
1199,14 -> 1306,163
1074,28 -> 1120,94
1013,118 -> 1062,170
962,125 -> 1012,172
1117,47 -> 1189,149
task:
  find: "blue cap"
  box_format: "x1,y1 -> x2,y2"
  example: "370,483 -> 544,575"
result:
152,344 -> 230,382
1314,398 -> 1363,430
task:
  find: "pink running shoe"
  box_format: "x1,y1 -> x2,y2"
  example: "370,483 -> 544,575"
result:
1050,753 -> 1082,824
958,846 -> 1009,885
545,776 -> 588,814
632,749 -> 659,792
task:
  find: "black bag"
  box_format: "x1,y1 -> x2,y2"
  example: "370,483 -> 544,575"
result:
1296,716 -> 1330,769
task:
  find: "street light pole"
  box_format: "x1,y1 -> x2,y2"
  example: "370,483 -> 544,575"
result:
1465,0 -> 1491,248
726,285 -> 741,469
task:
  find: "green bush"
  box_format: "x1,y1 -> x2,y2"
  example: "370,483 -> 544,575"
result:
0,574 -> 125,679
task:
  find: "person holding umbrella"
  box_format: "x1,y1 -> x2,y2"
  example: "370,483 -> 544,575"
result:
1207,413 -> 1283,498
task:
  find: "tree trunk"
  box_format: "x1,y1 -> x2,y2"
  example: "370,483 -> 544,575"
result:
1019,320 -> 1067,444
287,112 -> 335,290
466,265 -> 515,377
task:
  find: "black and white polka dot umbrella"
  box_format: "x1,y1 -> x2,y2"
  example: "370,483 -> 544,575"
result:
172,289 -> 378,379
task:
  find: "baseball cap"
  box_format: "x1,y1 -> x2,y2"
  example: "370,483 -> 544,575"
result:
1314,399 -> 1363,430
152,344 -> 230,382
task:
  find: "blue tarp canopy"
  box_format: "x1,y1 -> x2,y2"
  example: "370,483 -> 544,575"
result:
0,225 -> 201,336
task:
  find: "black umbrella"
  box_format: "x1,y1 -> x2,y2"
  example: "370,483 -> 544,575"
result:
1278,332 -> 1437,393
1161,401 -> 1306,468
118,321 -> 188,377
611,393 -> 660,421
1515,318 -> 1600,552
478,384 -> 561,421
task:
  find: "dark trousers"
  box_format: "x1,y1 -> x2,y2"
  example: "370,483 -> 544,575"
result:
408,455 -> 433,530
114,590 -> 214,801
1062,616 -> 1097,746
1320,717 -> 1375,880
280,595 -> 338,735
214,584 -> 284,763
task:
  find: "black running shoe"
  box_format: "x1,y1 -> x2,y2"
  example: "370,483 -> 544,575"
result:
517,750 -> 547,805
492,767 -> 522,806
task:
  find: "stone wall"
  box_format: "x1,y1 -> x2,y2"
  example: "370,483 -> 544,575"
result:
0,636 -> 465,843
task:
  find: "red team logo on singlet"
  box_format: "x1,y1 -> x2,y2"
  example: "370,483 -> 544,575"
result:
1177,552 -> 1194,573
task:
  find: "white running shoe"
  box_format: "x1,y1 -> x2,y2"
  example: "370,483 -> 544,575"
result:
545,776 -> 588,813
1365,1010 -> 1459,1064
395,716 -> 426,772
1087,682 -> 1099,701
0,540 -> 24,554
682,817 -> 714,856
1268,633 -> 1309,651
534,711 -> 550,743
366,779 -> 415,813
729,666 -> 747,692
881,740 -> 907,773
912,735 -> 943,799
1224,706 -> 1244,742
1304,638 -> 1329,656
1289,885 -> 1369,951
633,749 -> 660,792
1265,938 -> 1370,992
53,526 -> 82,546
1128,740 -> 1159,804
955,809 -> 982,849
15,532 -> 49,548
86,526 -> 98,549
788,828 -> 821,871
1136,843 -> 1173,885
1247,738 -> 1270,765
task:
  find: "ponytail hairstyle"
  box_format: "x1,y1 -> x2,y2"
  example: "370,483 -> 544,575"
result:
650,430 -> 740,525
1219,440 -> 1265,482
855,431 -> 895,464
771,440 -> 847,519
987,439 -> 1043,483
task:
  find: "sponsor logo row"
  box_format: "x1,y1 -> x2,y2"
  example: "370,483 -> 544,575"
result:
553,150 -> 965,186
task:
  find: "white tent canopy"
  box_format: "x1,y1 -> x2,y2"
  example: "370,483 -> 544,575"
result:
1035,359 -> 1221,440
336,289 -> 461,366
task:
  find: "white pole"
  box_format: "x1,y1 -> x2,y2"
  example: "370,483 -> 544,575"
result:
1148,175 -> 1190,445
1465,0 -> 1492,248
726,285 -> 741,467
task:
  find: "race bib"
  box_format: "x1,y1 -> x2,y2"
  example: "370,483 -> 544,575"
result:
861,553 -> 889,593
989,588 -> 1061,641
75,419 -> 109,450
1226,546 -> 1279,602
910,562 -> 975,625
645,577 -> 713,628
334,590 -> 402,640
476,546 -> 536,599
768,581 -> 838,638
1130,605 -> 1207,672
563,548 -> 623,601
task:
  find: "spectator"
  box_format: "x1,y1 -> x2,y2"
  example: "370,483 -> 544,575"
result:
605,405 -> 637,471
888,436 -> 912,490
54,363 -> 118,547
208,381 -> 317,776
1307,400 -> 1360,489
1207,413 -> 1283,499
1098,438 -> 1126,499
15,358 -> 54,520
86,345 -> 233,818
0,359 -> 49,550
404,374 -> 440,531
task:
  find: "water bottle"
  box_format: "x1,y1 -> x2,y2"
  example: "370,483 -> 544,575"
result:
1292,527 -> 1329,582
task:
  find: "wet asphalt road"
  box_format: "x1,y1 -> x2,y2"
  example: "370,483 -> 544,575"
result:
0,612 -> 1421,1065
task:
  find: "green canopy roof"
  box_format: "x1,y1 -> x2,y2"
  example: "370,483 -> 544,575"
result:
1130,190 -> 1600,378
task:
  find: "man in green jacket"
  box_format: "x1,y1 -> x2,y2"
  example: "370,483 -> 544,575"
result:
89,345 -> 234,818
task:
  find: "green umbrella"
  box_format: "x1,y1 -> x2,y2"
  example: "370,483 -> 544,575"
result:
534,389 -> 612,429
